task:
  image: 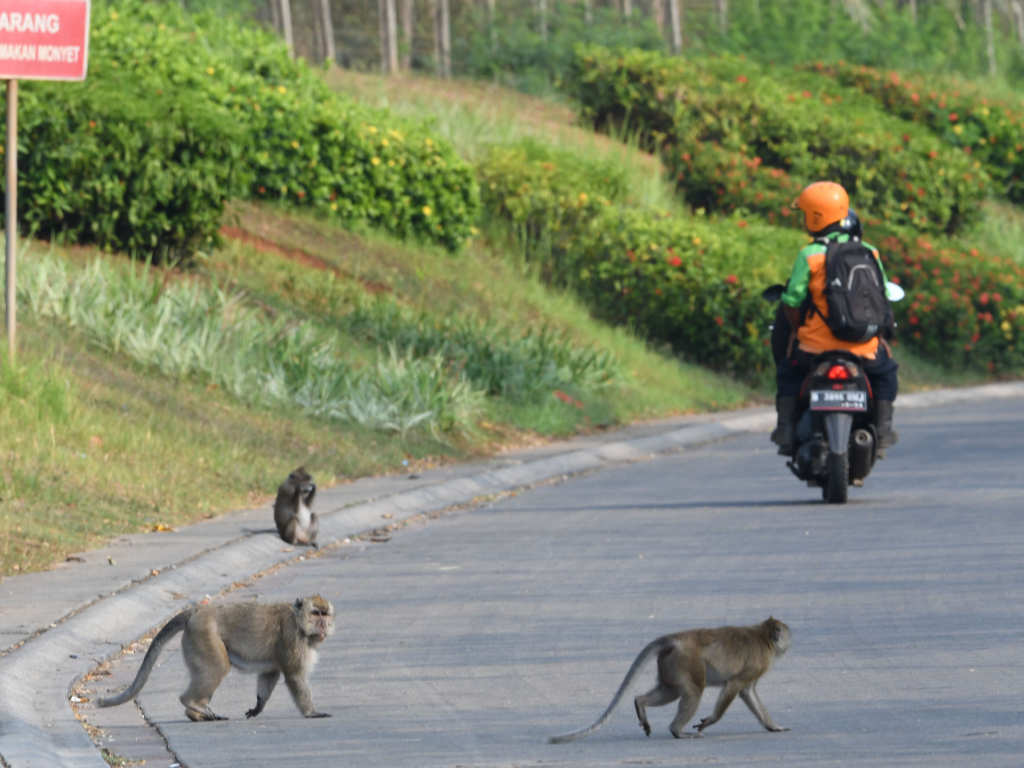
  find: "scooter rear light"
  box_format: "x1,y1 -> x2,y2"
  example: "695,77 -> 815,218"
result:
827,365 -> 850,380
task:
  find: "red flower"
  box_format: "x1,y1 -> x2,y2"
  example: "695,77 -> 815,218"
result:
737,220 -> 748,228
928,150 -> 938,159
902,133 -> 910,143
909,316 -> 920,325
736,75 -> 748,84
297,191 -> 306,198
970,248 -> 979,257
971,333 -> 981,343
627,250 -> 636,262
780,206 -> 791,217
667,255 -> 682,267
949,112 -> 959,122
714,316 -> 725,326
258,186 -> 266,194
802,90 -> 812,98
980,292 -> 990,304
725,274 -> 738,284
911,93 -> 920,103
993,293 -> 1003,303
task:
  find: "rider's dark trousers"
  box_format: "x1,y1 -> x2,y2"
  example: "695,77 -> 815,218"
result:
776,345 -> 899,402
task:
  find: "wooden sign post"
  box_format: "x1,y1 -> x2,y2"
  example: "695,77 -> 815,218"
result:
0,0 -> 90,363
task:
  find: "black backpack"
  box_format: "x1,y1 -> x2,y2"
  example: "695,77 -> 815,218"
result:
814,236 -> 893,343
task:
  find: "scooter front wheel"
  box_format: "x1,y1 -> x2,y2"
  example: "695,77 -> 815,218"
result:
823,452 -> 849,504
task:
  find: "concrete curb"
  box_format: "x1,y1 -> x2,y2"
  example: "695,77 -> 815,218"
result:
0,380 -> 1022,767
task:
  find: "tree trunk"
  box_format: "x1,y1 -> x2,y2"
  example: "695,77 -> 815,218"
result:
623,0 -> 632,22
584,0 -> 592,24
669,0 -> 682,52
379,0 -> 389,72
386,0 -> 400,74
440,0 -> 451,77
320,0 -> 336,65
908,0 -> 917,24
717,0 -> 727,35
401,0 -> 413,70
652,0 -> 664,38
280,0 -> 294,57
270,0 -> 282,37
1013,0 -> 1024,47
984,0 -> 997,76
538,0 -> 548,41
486,0 -> 497,48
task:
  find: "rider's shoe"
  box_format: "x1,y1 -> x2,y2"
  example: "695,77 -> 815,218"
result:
771,396 -> 798,457
875,400 -> 899,458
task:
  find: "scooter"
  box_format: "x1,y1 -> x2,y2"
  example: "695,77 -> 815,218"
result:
761,282 -> 903,504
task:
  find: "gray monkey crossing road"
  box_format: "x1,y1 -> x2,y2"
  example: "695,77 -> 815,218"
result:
2,388 -> 1023,767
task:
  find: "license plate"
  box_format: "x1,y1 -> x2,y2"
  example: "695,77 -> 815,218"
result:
810,389 -> 867,412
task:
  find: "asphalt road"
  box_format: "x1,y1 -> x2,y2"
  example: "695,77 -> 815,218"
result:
100,398 -> 1024,767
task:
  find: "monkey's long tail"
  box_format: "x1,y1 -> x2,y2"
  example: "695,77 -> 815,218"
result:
548,636 -> 670,744
97,608 -> 194,708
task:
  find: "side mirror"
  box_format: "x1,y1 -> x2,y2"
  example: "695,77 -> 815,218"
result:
761,284 -> 785,302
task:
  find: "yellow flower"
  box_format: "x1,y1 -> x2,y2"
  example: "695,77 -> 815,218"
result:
368,126 -> 378,134
281,186 -> 288,193
981,107 -> 990,117
277,86 -> 287,94
387,159 -> 395,167
1001,320 -> 1012,332
206,67 -> 215,76
953,125 -> 963,135
330,203 -> 338,211
692,237 -> 702,245
470,226 -> 480,235
371,157 -> 380,166
422,206 -> 432,217
381,138 -> 389,147
110,10 -> 119,19
291,140 -> 299,149
578,192 -> 588,202
424,138 -> 433,147
253,103 -> 261,112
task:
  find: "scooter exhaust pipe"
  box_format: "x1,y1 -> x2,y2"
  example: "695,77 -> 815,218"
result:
849,429 -> 874,482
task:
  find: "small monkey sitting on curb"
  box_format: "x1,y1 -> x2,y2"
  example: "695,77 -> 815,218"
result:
549,616 -> 791,743
274,467 -> 319,547
98,595 -> 335,721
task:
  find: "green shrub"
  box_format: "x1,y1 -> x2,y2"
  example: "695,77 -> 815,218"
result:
565,45 -> 988,235
881,232 -> 1024,374
807,61 -> 1024,204
88,0 -> 478,251
480,143 -> 805,379
6,78 -> 242,258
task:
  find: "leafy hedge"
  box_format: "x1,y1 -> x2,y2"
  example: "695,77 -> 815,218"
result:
806,61 -> 1024,204
884,235 -> 1024,373
480,140 -> 1024,378
10,78 -> 241,258
1,0 -> 478,258
564,45 -> 988,236
480,141 -> 803,379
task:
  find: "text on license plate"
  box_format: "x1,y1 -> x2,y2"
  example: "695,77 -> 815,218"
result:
810,389 -> 867,411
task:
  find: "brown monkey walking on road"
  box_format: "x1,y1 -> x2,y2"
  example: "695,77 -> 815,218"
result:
97,595 -> 335,721
549,617 -> 791,743
274,467 -> 319,547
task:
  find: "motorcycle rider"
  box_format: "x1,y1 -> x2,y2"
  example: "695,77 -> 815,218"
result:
771,181 -> 900,457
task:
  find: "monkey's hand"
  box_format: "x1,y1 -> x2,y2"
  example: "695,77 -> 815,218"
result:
693,718 -> 712,733
245,708 -> 260,719
305,711 -> 332,718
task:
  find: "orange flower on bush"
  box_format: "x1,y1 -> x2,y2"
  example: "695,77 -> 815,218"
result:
667,254 -> 682,267
714,316 -> 724,326
725,274 -> 738,284
949,113 -> 959,122
736,75 -> 748,84
737,220 -> 748,228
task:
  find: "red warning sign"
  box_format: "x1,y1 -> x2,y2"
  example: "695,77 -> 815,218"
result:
0,0 -> 89,81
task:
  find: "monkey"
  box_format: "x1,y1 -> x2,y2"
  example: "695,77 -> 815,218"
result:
97,595 -> 335,722
549,616 -> 791,743
274,467 -> 319,547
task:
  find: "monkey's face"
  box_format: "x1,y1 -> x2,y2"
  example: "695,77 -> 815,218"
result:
767,617 -> 792,655
297,595 -> 334,644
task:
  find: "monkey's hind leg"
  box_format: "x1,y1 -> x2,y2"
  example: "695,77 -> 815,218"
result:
634,684 -> 682,737
739,684 -> 790,733
180,626 -> 231,722
246,671 -> 281,719
308,513 -> 320,549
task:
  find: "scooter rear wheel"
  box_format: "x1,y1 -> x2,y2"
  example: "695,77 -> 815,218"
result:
823,452 -> 849,504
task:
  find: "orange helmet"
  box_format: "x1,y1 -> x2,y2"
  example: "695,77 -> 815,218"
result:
796,182 -> 849,234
